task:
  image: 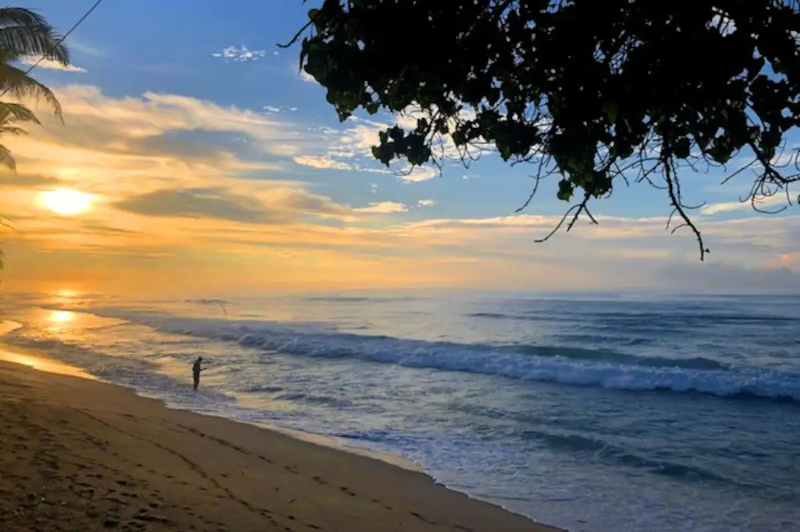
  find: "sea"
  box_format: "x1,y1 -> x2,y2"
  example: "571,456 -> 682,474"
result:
1,291 -> 798,532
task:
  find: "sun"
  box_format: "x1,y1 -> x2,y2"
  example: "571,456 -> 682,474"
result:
40,188 -> 93,215
49,310 -> 75,324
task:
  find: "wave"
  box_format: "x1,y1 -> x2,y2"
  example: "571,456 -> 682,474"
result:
303,296 -> 422,303
337,426 -> 735,485
469,310 -> 799,325
467,312 -> 558,322
185,298 -> 230,305
86,311 -> 800,402
520,429 -> 729,484
515,345 -> 729,371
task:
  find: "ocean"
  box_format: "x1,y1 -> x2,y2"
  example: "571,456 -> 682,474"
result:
1,291 -> 798,532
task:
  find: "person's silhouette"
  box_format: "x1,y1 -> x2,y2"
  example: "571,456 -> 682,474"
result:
192,357 -> 204,390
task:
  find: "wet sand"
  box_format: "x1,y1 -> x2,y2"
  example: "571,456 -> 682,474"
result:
0,353 -> 562,532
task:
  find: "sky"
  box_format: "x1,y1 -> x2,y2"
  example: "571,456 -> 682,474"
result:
1,0 -> 799,296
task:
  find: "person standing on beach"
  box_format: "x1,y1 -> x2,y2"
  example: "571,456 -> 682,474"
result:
192,357 -> 204,390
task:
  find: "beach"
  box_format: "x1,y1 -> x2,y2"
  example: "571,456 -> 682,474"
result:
0,354 -> 561,532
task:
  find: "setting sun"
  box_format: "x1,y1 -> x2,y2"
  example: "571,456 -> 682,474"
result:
39,188 -> 93,215
48,310 -> 75,324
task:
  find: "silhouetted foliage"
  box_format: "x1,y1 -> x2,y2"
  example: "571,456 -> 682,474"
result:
0,7 -> 68,169
0,7 -> 69,270
287,0 -> 800,258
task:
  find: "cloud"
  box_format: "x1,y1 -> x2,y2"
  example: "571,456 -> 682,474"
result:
398,166 -> 438,182
655,261 -> 800,293
417,199 -> 437,207
20,57 -> 87,73
298,70 -> 316,83
113,187 -> 282,223
291,112 -> 454,181
212,45 -> 269,62
70,40 -> 104,57
274,188 -> 352,219
701,195 -> 792,215
354,202 -> 409,214
263,105 -> 298,114
4,84 -> 308,174
292,155 -> 352,170
112,185 -> 352,225
0,173 -> 61,187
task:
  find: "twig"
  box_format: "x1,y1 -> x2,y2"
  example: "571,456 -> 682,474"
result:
663,153 -> 708,260
535,204 -> 580,243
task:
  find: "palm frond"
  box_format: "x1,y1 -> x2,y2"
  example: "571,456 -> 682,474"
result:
0,125 -> 27,136
0,25 -> 68,64
0,8 -> 47,30
0,143 -> 16,171
0,62 -> 61,116
0,102 -> 39,124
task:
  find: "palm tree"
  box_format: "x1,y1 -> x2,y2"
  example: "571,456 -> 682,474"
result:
0,8 -> 70,271
0,7 -> 69,168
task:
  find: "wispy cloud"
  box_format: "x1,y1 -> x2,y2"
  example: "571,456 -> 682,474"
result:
113,187 -> 284,223
418,199 -> 437,207
293,116 -> 441,181
293,155 -> 352,171
354,201 -> 409,214
69,39 -> 104,57
0,173 -> 61,188
701,195 -> 792,215
298,70 -> 316,83
20,57 -> 87,73
212,45 -> 273,62
398,166 -> 438,182
263,105 -> 297,113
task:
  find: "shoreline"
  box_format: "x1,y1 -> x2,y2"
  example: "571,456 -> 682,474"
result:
0,347 -> 564,532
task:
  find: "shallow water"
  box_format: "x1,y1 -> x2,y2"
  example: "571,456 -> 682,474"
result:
2,291 -> 798,532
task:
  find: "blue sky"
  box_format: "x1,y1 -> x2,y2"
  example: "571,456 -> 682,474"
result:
2,0 -> 799,295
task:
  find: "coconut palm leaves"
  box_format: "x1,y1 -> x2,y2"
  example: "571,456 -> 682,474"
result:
0,7 -> 68,170
0,102 -> 40,170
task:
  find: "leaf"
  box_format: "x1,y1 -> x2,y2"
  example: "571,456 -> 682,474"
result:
673,137 -> 691,158
602,101 -> 618,123
557,179 -> 574,202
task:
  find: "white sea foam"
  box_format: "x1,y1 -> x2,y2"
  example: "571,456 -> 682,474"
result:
88,312 -> 800,402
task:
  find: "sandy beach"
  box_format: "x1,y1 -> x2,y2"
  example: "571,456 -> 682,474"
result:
0,351 -> 562,532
